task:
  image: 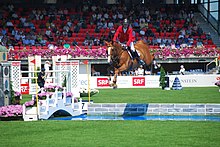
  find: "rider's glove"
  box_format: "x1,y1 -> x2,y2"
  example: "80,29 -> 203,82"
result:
121,44 -> 127,48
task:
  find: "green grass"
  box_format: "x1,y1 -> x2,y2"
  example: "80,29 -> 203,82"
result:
21,87 -> 220,104
84,87 -> 220,103
0,121 -> 220,147
2,87 -> 220,147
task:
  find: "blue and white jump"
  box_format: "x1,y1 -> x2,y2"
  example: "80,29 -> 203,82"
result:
16,58 -> 84,121
23,88 -> 83,121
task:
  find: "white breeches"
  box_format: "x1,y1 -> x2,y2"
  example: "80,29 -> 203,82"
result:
130,42 -> 135,52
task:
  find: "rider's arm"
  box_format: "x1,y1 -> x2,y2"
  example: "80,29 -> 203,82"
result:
127,27 -> 134,46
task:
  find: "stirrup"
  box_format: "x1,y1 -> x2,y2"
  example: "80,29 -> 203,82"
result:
138,60 -> 145,66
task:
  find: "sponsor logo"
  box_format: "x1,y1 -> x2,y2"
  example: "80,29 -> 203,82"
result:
80,80 -> 88,86
170,79 -> 197,83
132,77 -> 145,86
97,78 -> 109,87
21,83 -> 29,94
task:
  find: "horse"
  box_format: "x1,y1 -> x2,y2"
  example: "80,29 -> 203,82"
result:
105,40 -> 154,88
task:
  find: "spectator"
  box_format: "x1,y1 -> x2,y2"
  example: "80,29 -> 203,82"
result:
44,60 -> 51,76
72,39 -> 78,46
152,37 -> 157,45
206,32 -> 212,40
137,65 -> 144,76
196,39 -> 204,48
108,20 -> 114,29
85,32 -> 90,40
139,20 -> 146,29
91,66 -> 100,76
93,37 -> 100,46
40,37 -> 47,46
74,24 -> 80,33
132,19 -> 140,29
179,65 -> 185,75
48,42 -> 56,49
11,12 -> 19,19
139,29 -> 145,36
67,29 -> 73,37
83,39 -> 89,46
99,33 -> 106,46
37,68 -> 46,91
152,61 -> 161,75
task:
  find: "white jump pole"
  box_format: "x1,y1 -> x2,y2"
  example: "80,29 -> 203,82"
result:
10,61 -> 21,93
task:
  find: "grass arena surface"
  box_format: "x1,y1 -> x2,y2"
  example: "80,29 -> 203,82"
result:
21,87 -> 220,104
83,87 -> 220,103
1,87 -> 220,147
0,120 -> 220,147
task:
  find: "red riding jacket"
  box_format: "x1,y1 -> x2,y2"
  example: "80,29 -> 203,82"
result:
113,26 -> 135,46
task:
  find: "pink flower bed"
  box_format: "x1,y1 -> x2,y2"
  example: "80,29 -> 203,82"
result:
8,47 -> 107,59
0,105 -> 23,117
8,46 -> 220,60
152,47 -> 220,59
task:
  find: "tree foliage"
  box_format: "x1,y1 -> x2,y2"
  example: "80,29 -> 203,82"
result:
159,66 -> 166,89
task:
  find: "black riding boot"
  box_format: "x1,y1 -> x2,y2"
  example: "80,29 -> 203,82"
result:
132,50 -> 145,65
131,50 -> 137,59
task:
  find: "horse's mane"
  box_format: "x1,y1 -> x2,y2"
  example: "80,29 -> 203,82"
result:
113,42 -> 123,51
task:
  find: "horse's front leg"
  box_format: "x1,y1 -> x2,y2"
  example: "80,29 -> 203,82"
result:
112,70 -> 119,89
108,75 -> 111,86
106,66 -> 113,87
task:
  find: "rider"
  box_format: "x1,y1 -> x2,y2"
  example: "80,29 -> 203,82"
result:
113,18 -> 144,65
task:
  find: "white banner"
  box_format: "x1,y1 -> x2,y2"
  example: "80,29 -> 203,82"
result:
79,75 -> 220,89
22,74 -> 220,94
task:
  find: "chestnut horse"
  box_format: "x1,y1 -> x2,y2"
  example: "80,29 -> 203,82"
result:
106,40 -> 154,88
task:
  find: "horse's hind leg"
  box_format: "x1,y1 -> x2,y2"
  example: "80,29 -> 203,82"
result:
108,76 -> 112,87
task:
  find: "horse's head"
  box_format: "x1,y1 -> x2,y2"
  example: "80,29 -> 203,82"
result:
105,42 -> 127,67
105,41 -> 114,57
105,41 -> 124,56
105,41 -> 124,66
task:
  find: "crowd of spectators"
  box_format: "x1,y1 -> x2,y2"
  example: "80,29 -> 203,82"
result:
0,3 -> 217,51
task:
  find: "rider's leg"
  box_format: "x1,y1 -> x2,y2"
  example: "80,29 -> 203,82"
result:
127,42 -> 137,60
130,42 -> 137,58
130,42 -> 145,65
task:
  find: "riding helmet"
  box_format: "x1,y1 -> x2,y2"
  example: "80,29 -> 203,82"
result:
123,18 -> 129,28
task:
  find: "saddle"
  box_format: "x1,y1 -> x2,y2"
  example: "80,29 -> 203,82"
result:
121,45 -> 133,59
125,46 -> 145,65
115,41 -> 145,65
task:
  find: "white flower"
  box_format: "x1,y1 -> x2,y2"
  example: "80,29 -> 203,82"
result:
79,88 -> 99,97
